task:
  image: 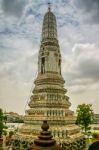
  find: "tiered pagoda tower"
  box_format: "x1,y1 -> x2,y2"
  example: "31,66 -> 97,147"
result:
15,5 -> 85,149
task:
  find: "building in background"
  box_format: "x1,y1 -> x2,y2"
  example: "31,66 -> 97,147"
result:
5,112 -> 24,123
94,114 -> 99,124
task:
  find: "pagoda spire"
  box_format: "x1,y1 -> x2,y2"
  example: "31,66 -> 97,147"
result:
41,4 -> 58,43
38,5 -> 61,75
48,2 -> 51,11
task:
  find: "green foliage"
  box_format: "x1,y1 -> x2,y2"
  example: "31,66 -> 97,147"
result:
76,104 -> 94,133
92,132 -> 99,139
0,108 -> 7,138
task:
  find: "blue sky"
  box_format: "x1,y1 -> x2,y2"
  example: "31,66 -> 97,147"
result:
0,0 -> 99,114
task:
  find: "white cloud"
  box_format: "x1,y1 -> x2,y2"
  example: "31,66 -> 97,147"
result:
0,36 -> 38,82
75,0 -> 99,24
63,43 -> 99,84
72,43 -> 99,80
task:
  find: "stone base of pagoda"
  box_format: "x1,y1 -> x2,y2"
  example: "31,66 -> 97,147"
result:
12,137 -> 86,150
12,132 -> 86,150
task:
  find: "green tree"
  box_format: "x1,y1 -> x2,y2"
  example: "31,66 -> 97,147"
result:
76,104 -> 94,133
0,108 -> 7,138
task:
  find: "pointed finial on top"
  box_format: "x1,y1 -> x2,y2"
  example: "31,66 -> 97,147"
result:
48,2 -> 51,11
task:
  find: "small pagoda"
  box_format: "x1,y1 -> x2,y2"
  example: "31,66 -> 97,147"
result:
31,120 -> 62,150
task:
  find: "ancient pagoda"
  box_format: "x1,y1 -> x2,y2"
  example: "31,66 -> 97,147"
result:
14,5 -> 85,149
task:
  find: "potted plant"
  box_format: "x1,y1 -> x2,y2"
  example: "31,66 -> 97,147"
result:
0,108 -> 7,147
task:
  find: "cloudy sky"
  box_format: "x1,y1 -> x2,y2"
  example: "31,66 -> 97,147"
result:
0,0 -> 99,114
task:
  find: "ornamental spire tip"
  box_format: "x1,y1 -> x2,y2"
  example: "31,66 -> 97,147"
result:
48,2 -> 51,11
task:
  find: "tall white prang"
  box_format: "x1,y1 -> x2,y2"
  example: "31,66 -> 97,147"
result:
14,6 -> 85,150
